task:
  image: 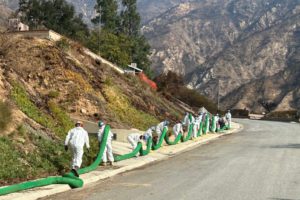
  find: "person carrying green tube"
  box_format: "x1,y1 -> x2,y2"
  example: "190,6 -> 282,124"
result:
225,110 -> 232,128
194,113 -> 202,136
98,121 -> 114,166
182,112 -> 189,126
127,133 -> 148,151
64,121 -> 90,177
155,120 -> 169,145
143,126 -> 156,139
173,122 -> 183,137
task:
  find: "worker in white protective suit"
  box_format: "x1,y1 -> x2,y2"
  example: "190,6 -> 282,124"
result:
127,133 -> 147,150
225,110 -> 232,128
215,114 -> 220,130
212,114 -> 219,132
182,112 -> 189,126
173,122 -> 183,137
97,121 -> 114,166
155,120 -> 169,142
65,121 -> 90,177
143,126 -> 155,139
186,113 -> 197,139
194,114 -> 202,137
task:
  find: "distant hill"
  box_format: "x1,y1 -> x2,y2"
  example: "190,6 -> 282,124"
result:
137,0 -> 188,23
0,0 -> 96,26
142,0 -> 300,112
0,4 -> 12,31
2,0 -> 185,26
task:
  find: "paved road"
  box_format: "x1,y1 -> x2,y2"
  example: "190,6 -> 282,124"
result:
42,119 -> 300,200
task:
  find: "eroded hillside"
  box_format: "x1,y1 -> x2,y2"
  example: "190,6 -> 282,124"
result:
0,35 -> 185,185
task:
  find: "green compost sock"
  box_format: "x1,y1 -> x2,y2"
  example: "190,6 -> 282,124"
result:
152,127 -> 168,150
210,116 -> 216,133
0,125 -> 111,196
164,132 -> 182,145
64,125 -> 110,177
0,176 -> 83,196
139,138 -> 153,156
197,122 -> 203,137
181,124 -> 193,142
203,114 -> 210,134
114,143 -> 142,161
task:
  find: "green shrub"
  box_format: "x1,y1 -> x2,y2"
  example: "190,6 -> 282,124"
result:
0,101 -> 12,131
11,82 -> 55,130
55,38 -> 70,51
0,137 -> 28,183
231,109 -> 250,118
104,85 -> 159,130
11,82 -> 73,139
48,101 -> 74,138
155,71 -> 218,113
264,110 -> 298,121
48,90 -> 60,99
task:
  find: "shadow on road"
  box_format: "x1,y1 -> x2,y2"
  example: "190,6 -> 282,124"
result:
269,144 -> 300,149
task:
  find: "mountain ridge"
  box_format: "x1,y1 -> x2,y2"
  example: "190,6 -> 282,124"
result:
143,0 -> 300,112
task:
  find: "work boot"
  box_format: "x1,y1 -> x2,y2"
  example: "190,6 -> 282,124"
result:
71,168 -> 79,177
108,161 -> 113,166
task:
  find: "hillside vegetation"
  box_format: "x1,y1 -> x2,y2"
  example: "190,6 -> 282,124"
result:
0,35 -> 185,185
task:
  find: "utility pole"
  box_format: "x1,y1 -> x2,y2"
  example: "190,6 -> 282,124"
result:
217,79 -> 220,112
98,8 -> 101,56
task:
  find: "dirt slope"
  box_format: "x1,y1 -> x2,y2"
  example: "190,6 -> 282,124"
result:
0,34 -> 186,185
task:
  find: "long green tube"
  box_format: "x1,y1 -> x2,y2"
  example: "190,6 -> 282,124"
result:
152,127 -> 167,150
0,125 -> 111,196
0,176 -> 83,196
203,114 -> 210,134
181,124 -> 193,142
217,124 -> 230,132
64,125 -> 110,178
139,138 -> 152,156
197,122 -> 203,137
210,116 -> 216,133
164,132 -> 182,145
0,115 -> 232,196
114,143 -> 142,162
227,124 -> 231,130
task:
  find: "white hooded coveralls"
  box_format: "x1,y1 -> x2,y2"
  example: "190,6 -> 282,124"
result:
183,113 -> 189,126
212,115 -> 219,132
127,133 -> 142,149
156,122 -> 168,139
187,115 -> 197,138
173,123 -> 183,137
98,125 -> 114,163
194,115 -> 202,137
144,127 -> 154,139
225,112 -> 232,127
65,127 -> 90,169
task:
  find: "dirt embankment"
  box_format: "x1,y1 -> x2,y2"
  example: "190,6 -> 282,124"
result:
0,35 -> 189,185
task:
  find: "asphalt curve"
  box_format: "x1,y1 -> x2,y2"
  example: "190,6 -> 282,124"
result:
42,119 -> 300,200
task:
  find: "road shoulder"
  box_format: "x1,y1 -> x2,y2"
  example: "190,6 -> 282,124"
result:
0,122 -> 243,200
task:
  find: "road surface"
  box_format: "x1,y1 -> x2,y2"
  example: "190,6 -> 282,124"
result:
42,119 -> 300,200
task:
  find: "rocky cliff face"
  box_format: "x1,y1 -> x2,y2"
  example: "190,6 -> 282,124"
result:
221,28 -> 300,112
137,0 -> 189,23
0,4 -> 12,31
1,0 -> 96,26
143,0 -> 300,112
